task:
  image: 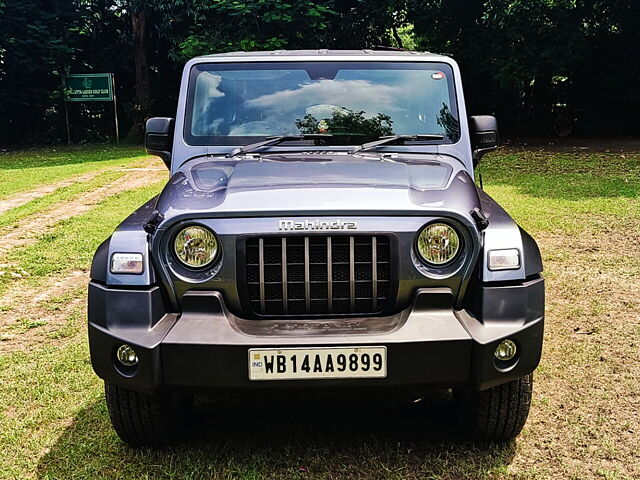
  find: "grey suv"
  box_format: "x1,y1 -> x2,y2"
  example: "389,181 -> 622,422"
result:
88,50 -> 544,446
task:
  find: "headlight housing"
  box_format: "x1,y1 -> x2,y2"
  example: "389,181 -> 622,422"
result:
173,225 -> 219,268
416,222 -> 460,265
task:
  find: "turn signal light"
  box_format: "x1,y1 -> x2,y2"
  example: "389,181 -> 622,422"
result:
110,253 -> 144,274
488,249 -> 520,271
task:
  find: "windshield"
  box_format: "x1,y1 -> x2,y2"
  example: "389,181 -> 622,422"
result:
185,61 -> 460,146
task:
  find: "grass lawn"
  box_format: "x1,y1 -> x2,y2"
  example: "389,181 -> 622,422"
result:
0,145 -> 638,479
0,144 -> 150,201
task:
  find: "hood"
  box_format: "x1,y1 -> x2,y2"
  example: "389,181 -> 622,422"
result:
153,153 -> 481,225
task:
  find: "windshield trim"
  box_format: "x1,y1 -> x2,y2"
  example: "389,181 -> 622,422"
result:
183,61 -> 461,148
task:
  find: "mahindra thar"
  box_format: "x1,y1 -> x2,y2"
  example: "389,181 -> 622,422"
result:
88,50 -> 544,446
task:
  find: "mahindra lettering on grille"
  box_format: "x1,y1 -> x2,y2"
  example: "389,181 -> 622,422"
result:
279,219 -> 357,231
244,235 -> 391,316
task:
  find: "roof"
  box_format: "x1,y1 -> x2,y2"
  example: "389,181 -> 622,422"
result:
191,49 -> 451,63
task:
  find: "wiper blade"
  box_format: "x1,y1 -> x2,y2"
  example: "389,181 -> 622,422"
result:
350,134 -> 445,154
226,134 -> 333,157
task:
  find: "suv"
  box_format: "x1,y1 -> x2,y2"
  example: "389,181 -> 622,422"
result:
88,50 -> 544,446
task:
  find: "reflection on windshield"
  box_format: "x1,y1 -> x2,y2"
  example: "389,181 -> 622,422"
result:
296,107 -> 394,139
187,62 -> 460,145
436,103 -> 460,141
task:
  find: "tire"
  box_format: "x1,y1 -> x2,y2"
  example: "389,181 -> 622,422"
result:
104,382 -> 193,447
455,374 -> 533,441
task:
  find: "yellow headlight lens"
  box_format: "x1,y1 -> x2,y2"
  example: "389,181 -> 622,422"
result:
417,223 -> 460,265
174,226 -> 218,268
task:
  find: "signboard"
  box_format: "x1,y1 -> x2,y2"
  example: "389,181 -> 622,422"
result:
63,73 -> 113,102
61,73 -> 119,144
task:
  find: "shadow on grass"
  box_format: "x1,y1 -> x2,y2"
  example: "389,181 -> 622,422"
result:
37,393 -> 516,480
0,144 -> 146,170
479,151 -> 640,200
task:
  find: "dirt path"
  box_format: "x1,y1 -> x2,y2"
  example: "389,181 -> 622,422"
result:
0,171 -> 103,216
0,157 -> 167,351
0,165 -> 166,257
0,157 -> 164,216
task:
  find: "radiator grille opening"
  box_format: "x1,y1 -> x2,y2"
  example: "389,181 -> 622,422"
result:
244,235 -> 391,317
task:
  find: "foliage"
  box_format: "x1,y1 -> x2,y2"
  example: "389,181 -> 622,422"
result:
169,0 -> 336,58
409,0 -> 640,135
0,0 -> 639,144
296,108 -> 394,140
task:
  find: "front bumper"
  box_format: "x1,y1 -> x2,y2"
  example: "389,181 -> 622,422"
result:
88,277 -> 544,395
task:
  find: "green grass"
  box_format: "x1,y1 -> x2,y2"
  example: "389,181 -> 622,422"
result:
0,170 -> 125,231
0,182 -> 163,297
1,146 -> 639,479
478,151 -> 640,234
2,340 -> 515,480
0,144 -> 149,200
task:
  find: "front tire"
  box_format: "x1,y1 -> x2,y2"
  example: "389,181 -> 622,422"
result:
104,382 -> 193,447
455,374 -> 533,441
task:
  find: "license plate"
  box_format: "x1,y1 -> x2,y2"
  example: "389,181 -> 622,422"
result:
248,346 -> 387,381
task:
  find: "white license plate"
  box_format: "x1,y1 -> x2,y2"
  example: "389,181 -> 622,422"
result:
248,346 -> 387,381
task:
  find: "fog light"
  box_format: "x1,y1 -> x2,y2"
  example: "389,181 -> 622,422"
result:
494,339 -> 517,361
116,344 -> 139,366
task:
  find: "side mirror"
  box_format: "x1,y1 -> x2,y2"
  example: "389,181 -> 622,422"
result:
145,117 -> 174,168
469,115 -> 498,165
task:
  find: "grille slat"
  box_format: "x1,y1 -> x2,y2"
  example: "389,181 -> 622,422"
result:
327,237 -> 333,314
244,234 -> 391,317
372,236 -> 378,311
304,237 -> 311,313
349,236 -> 355,312
258,238 -> 265,314
281,237 -> 288,314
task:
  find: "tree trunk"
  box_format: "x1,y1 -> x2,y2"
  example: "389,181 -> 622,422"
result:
128,5 -> 151,140
391,25 -> 404,49
528,75 -> 553,136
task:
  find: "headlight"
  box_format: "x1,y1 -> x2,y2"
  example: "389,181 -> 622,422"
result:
416,222 -> 460,265
173,225 -> 218,268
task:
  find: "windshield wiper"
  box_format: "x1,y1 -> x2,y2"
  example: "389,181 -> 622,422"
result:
226,134 -> 334,157
350,134 -> 445,154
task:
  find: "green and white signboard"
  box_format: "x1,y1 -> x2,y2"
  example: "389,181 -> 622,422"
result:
62,73 -> 119,143
63,73 -> 113,102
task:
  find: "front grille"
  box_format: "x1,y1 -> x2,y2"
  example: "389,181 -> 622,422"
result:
244,235 -> 391,317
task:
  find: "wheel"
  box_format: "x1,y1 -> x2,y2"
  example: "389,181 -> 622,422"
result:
104,382 -> 193,447
454,374 -> 533,441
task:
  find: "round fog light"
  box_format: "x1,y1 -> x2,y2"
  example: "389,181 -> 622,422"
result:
494,339 -> 517,361
116,344 -> 139,367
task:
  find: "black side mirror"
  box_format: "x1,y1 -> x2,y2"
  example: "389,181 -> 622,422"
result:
145,117 -> 175,168
469,115 -> 498,165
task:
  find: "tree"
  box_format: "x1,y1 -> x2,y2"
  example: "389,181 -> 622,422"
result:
296,108 -> 394,140
164,0 -> 337,59
0,0 -> 78,143
409,0 -> 640,136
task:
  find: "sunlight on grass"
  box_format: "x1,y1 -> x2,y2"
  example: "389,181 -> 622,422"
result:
0,170 -> 125,231
480,151 -> 640,235
0,181 -> 164,297
0,145 -> 149,200
0,147 -> 639,479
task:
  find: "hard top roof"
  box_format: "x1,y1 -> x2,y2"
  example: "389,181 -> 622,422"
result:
190,49 -> 451,62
